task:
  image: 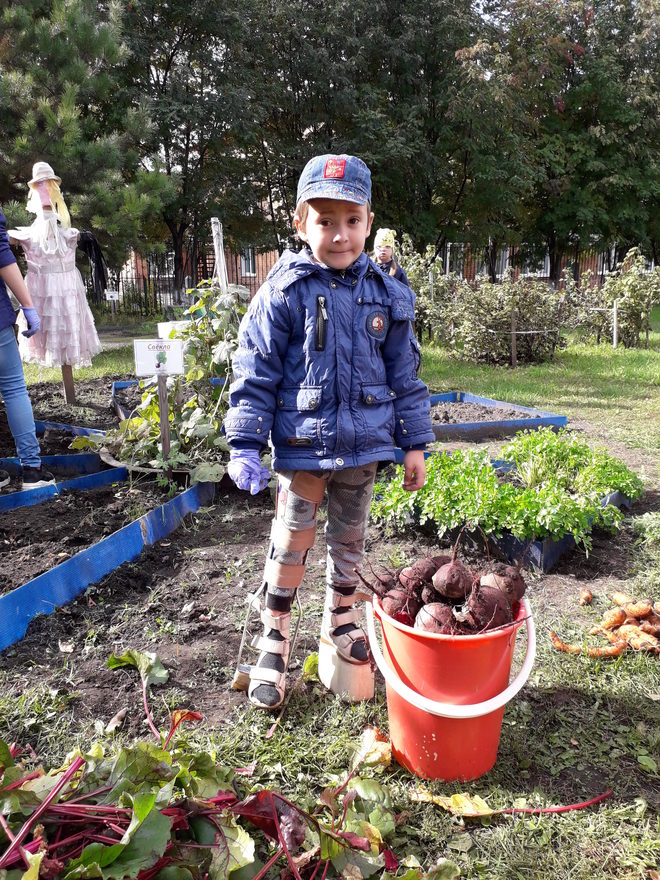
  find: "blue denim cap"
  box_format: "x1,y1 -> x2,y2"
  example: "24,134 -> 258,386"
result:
296,154 -> 372,207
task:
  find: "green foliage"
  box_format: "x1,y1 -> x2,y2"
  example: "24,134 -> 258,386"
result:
398,235 -> 453,341
372,428 -> 644,552
0,709 -> 422,880
4,0 -> 659,276
452,271 -> 567,365
601,249 -> 660,348
399,237 -> 568,363
99,279 -> 249,480
0,0 -> 171,269
565,249 -> 660,347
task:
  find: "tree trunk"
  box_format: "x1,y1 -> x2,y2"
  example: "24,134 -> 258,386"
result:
165,220 -> 187,303
485,239 -> 498,283
547,234 -> 563,288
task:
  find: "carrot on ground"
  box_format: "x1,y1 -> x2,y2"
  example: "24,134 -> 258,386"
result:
549,630 -> 627,658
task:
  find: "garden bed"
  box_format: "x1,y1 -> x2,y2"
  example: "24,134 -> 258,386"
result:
488,489 -> 634,572
0,481 -> 169,595
23,377 -> 130,431
380,430 -> 644,573
429,391 -> 566,440
0,478 -> 216,652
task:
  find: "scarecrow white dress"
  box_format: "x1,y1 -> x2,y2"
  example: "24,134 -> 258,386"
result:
9,212 -> 101,367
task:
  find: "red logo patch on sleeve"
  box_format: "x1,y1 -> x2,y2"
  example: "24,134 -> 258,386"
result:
324,158 -> 346,179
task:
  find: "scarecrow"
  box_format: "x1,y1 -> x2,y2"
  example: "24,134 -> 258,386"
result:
8,162 -> 101,403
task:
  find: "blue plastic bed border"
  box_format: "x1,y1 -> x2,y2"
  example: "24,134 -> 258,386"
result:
35,419 -> 106,437
0,464 -> 127,512
0,479 -> 215,652
429,390 -> 566,440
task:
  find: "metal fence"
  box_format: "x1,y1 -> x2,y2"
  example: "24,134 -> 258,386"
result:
81,245 -> 278,317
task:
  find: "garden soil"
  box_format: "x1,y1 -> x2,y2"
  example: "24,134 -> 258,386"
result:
430,400 -> 535,424
0,481 -> 171,595
0,376 -> 658,765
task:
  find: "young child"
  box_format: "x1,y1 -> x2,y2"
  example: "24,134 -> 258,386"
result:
372,228 -> 409,285
224,154 -> 434,709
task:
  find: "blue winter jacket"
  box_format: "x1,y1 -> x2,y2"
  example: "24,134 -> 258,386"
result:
376,259 -> 409,286
224,248 -> 435,472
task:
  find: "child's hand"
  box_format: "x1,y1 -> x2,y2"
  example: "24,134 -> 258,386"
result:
227,448 -> 270,494
402,449 -> 426,491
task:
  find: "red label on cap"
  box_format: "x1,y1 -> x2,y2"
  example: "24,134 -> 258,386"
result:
324,158 -> 346,179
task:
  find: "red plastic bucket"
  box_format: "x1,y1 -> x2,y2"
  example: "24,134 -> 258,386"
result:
366,597 -> 535,781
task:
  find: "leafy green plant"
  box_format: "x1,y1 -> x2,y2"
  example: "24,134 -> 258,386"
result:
399,236 -> 568,364
89,279 -> 250,482
600,248 -> 660,348
372,429 -> 644,552
0,650 -> 447,880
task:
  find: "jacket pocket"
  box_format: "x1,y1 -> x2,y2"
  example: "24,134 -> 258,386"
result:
273,385 -> 323,449
276,386 -> 322,411
359,382 -> 396,441
361,383 -> 397,406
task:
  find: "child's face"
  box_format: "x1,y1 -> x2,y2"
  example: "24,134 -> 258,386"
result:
295,199 -> 374,270
375,245 -> 393,263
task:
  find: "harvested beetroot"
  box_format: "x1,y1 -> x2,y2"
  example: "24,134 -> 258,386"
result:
381,588 -> 422,625
398,555 -> 451,594
432,558 -> 472,600
421,583 -> 440,604
463,583 -> 512,631
359,542 -> 521,636
415,602 -> 456,634
479,563 -> 526,606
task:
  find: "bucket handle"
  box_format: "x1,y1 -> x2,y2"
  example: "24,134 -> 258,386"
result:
365,596 -> 536,720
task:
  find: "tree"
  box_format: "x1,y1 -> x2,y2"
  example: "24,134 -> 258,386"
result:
0,0 -> 170,271
494,0 -> 660,284
120,0 -> 262,293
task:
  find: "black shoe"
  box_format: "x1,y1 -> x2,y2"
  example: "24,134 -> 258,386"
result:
21,466 -> 57,490
0,469 -> 10,490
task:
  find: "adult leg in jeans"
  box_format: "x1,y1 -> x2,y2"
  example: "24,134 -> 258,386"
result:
0,325 -> 41,467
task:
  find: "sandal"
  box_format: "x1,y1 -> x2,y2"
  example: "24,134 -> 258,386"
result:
248,606 -> 291,709
320,588 -> 370,664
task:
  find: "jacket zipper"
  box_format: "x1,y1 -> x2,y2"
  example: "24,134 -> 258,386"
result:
316,296 -> 328,350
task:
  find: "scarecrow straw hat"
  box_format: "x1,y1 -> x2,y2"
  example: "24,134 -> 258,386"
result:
28,162 -> 62,188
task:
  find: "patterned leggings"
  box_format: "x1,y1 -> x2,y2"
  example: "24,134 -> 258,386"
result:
265,462 -> 378,602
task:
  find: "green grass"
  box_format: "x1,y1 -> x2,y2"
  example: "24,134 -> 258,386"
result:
23,345 -> 135,384
421,307 -> 660,466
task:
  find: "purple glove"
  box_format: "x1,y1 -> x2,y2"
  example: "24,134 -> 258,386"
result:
227,449 -> 270,494
21,307 -> 41,338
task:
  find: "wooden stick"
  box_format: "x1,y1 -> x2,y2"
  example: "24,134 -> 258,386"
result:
156,372 -> 170,460
61,363 -> 76,405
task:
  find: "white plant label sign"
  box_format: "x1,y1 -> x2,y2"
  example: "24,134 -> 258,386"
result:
133,339 -> 184,376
